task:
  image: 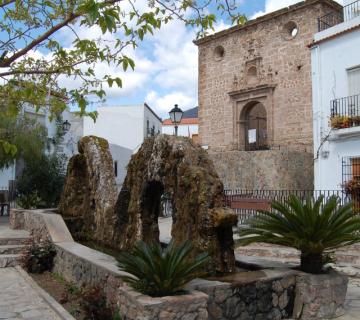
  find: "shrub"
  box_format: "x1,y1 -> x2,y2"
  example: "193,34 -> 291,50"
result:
81,286 -> 112,320
16,192 -> 42,209
21,236 -> 57,273
238,195 -> 360,274
16,153 -> 66,208
117,241 -> 210,297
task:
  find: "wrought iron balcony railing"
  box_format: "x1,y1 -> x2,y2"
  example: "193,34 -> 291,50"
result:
330,94 -> 360,129
318,0 -> 360,31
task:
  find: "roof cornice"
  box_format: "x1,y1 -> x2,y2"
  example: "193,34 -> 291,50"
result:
193,0 -> 342,46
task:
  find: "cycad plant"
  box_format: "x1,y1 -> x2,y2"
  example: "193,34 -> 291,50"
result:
117,241 -> 210,297
238,195 -> 360,274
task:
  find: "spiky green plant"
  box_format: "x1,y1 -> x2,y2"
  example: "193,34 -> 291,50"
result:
238,195 -> 360,274
117,241 -> 210,297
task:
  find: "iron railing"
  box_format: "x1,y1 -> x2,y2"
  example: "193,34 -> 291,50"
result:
224,189 -> 356,225
330,94 -> 360,128
318,0 -> 360,31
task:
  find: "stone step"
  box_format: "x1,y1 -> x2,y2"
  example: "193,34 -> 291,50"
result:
0,244 -> 26,255
0,237 -> 29,246
0,254 -> 21,268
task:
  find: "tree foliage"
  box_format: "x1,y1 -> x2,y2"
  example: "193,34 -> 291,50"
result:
238,195 -> 360,274
0,105 -> 47,168
0,0 -> 247,152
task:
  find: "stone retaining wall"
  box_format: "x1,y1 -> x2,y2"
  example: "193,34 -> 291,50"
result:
209,150 -> 313,190
10,209 -> 348,320
189,270 -> 296,320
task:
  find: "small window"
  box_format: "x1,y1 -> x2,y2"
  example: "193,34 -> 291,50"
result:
114,161 -> 118,177
282,21 -> 299,40
214,46 -> 225,61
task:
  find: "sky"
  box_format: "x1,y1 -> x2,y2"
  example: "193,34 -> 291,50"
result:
61,0 -> 342,118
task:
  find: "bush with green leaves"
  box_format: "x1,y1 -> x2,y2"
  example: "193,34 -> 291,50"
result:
16,153 -> 66,208
238,195 -> 360,274
117,241 -> 210,297
21,237 -> 57,273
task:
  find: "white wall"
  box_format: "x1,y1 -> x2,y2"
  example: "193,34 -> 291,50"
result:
110,143 -> 133,186
83,106 -> 145,151
312,20 -> 360,190
162,124 -> 198,137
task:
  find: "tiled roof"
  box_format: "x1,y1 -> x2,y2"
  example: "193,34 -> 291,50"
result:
163,118 -> 198,125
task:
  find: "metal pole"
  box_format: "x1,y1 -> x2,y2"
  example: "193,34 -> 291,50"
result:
175,125 -> 178,136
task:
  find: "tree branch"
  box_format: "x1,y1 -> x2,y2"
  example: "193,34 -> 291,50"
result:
0,0 -> 15,9
0,0 -> 122,68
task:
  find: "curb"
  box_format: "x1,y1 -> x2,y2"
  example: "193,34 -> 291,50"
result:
15,266 -> 75,320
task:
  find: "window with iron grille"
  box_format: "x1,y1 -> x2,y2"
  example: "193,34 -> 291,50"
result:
342,156 -> 360,212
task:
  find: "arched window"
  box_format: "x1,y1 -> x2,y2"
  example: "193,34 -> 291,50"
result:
243,102 -> 268,151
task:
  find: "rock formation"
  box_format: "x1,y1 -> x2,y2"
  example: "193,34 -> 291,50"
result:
114,135 -> 238,273
59,136 -> 118,245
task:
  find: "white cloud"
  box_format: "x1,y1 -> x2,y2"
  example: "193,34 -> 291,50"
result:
145,90 -> 197,117
252,0 -> 343,19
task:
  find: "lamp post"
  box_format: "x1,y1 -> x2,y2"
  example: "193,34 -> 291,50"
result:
169,104 -> 183,136
62,120 -> 71,133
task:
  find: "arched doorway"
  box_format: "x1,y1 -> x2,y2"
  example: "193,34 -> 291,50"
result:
242,102 -> 268,151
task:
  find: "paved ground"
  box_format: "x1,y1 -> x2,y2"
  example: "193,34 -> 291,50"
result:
338,279 -> 360,320
0,267 -> 63,319
0,216 -> 29,239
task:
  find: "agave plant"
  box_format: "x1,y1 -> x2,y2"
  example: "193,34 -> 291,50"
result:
238,195 -> 360,274
117,241 -> 210,297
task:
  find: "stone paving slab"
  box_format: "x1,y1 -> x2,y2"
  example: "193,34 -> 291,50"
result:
0,267 -> 73,320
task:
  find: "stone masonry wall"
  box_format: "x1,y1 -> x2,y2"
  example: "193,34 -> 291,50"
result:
196,0 -> 341,152
209,150 -> 314,190
189,270 -> 297,320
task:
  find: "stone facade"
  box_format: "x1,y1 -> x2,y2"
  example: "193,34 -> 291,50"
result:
209,150 -> 314,190
195,0 -> 341,189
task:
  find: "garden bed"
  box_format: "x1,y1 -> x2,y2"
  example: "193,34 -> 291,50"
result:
31,272 -> 118,320
31,272 -> 86,319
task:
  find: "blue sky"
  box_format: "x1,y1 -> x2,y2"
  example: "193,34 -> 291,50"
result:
53,0 -> 340,118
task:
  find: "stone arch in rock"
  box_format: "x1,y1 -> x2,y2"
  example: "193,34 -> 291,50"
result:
113,135 -> 238,273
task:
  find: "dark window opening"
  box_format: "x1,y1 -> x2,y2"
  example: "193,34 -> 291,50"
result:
114,160 -> 118,177
342,156 -> 360,213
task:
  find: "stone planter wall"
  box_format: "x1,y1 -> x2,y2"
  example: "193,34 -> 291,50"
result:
119,286 -> 208,320
10,209 -> 349,320
189,270 -> 297,320
293,271 -> 348,319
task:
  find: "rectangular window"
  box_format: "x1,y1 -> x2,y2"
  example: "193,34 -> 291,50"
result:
348,67 -> 360,96
342,156 -> 360,212
114,161 -> 118,177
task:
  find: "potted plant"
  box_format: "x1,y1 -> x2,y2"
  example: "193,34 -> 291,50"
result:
238,195 -> 360,319
350,115 -> 360,127
330,115 -> 351,129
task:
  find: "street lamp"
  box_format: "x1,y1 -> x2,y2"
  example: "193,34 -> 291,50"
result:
62,120 -> 71,133
169,104 -> 183,136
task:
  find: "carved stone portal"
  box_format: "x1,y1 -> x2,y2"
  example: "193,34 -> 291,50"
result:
114,135 -> 237,273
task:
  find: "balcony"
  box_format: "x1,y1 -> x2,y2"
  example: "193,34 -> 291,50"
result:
318,0 -> 360,31
330,94 -> 360,130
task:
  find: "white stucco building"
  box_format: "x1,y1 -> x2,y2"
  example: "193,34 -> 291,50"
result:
311,0 -> 360,201
81,103 -> 162,186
